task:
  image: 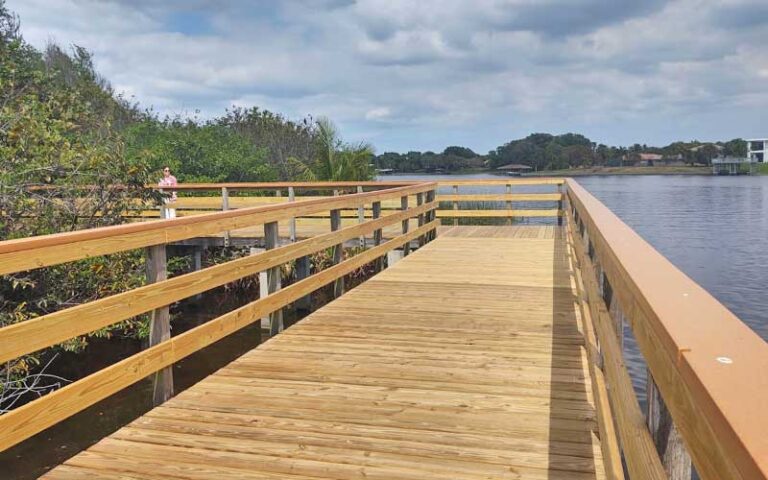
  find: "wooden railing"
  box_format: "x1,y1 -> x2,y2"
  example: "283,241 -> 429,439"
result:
435,178 -> 564,221
0,181 -> 438,452
565,178 -> 768,480
136,178 -> 565,224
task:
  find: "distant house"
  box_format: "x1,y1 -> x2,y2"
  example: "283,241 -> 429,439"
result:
623,153 -> 662,167
622,153 -> 685,167
496,164 -> 533,176
747,138 -> 767,163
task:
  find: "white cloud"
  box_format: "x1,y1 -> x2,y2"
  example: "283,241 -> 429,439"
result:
365,107 -> 392,120
7,0 -> 768,152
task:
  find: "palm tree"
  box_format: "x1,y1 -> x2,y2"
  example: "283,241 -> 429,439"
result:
292,117 -> 374,181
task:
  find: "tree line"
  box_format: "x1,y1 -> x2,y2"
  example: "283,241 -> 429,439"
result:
375,133 -> 748,173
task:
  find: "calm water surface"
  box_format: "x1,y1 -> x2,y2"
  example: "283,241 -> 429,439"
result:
576,175 -> 768,342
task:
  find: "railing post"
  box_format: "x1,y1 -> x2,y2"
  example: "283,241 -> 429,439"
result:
145,244 -> 173,405
221,187 -> 230,247
288,186 -> 297,243
294,255 -> 312,315
330,208 -> 344,298
452,184 -> 459,226
647,372 -> 693,479
416,192 -> 425,247
557,183 -> 564,226
357,185 -> 366,248
264,221 -> 283,336
505,183 -> 513,225
191,245 -> 203,301
372,201 -> 384,272
401,195 -> 410,257
425,189 -> 437,241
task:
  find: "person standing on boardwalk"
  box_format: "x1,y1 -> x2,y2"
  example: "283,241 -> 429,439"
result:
158,166 -> 178,219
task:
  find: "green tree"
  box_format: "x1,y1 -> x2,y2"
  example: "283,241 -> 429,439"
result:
723,138 -> 747,157
125,118 -> 276,183
305,117 -> 374,181
0,2 -> 155,391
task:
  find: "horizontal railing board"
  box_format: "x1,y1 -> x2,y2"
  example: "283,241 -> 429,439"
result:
436,209 -> 561,218
124,210 -> 411,219
437,193 -> 562,202
157,181 -> 418,190
27,181 -> 420,192
436,178 -> 564,186
0,182 -> 436,275
0,202 -> 435,365
566,179 -> 768,480
172,196 -> 417,208
0,220 -> 438,452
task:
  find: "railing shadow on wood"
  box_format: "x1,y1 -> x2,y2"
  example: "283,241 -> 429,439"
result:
564,178 -> 768,480
0,181 -> 439,452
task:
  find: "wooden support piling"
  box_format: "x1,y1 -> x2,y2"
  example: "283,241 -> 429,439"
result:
288,186 -> 297,243
426,189 -> 437,241
330,209 -> 344,298
647,372 -> 693,480
294,255 -> 311,314
506,183 -> 512,225
357,185 -> 366,248
263,222 -> 283,336
401,195 -> 410,257
372,201 -> 384,272
221,187 -> 230,247
452,184 -> 459,226
145,244 -> 173,405
416,192 -> 425,247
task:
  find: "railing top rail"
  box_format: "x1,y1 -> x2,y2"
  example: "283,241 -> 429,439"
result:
0,182 -> 436,275
437,178 -> 564,186
156,181 -> 420,190
25,181 -> 422,192
565,178 -> 768,479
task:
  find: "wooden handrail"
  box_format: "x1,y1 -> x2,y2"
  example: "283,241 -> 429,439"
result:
0,220 -> 438,452
438,193 -> 562,202
567,205 -> 665,479
436,178 -> 564,186
0,182 -> 436,275
154,181 -> 418,190
0,201 -> 436,364
436,209 -> 561,218
25,181 -> 420,192
566,178 -> 768,480
0,183 -> 439,451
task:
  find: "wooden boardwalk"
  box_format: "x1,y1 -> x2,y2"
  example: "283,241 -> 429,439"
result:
43,225 -> 605,480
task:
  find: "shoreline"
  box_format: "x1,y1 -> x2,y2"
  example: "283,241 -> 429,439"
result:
381,166 -> 716,177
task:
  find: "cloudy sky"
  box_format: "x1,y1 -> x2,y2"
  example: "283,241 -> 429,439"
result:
9,0 -> 768,153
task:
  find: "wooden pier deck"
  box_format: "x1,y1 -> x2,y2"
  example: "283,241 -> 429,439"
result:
42,225 -> 605,480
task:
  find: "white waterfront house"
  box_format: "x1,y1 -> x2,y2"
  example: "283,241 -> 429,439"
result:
747,138 -> 767,163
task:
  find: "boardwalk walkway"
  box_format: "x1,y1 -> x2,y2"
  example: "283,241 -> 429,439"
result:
43,225 -> 605,480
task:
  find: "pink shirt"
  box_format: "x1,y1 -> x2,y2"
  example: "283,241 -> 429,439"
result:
159,175 -> 178,201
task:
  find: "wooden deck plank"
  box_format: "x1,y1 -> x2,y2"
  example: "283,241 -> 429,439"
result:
43,225 -> 605,480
